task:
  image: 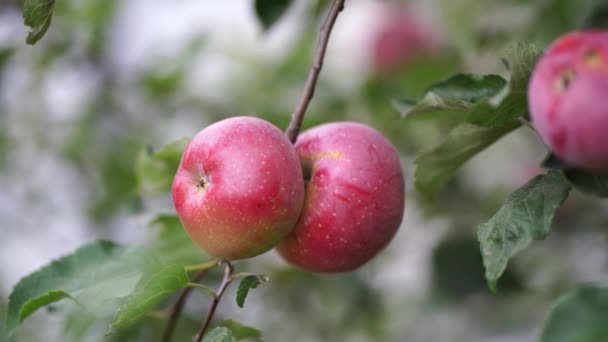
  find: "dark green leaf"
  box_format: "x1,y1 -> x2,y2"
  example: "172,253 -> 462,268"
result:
6,241 -> 161,336
148,214 -> 207,265
236,275 -> 266,309
477,170 -> 571,292
219,320 -> 262,341
563,169 -> 608,197
392,74 -> 507,118
415,121 -> 520,197
23,0 -> 56,44
254,0 -> 292,30
203,327 -> 236,342
466,42 -> 541,127
541,285 -> 608,342
109,265 -> 189,332
135,137 -> 189,195
583,0 -> 608,29
542,153 -> 608,197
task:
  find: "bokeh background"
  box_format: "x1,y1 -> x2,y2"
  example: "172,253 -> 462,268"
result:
1,0 -> 608,341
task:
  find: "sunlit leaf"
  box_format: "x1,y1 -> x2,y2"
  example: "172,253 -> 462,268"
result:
109,265 -> 189,332
541,285 -> 608,342
6,241 -> 160,336
478,170 -> 571,292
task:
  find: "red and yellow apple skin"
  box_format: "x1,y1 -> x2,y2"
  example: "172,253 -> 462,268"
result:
276,122 -> 405,273
529,31 -> 608,171
172,116 -> 305,260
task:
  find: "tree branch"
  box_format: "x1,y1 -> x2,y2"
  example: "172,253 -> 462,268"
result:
193,260 -> 235,342
285,0 -> 346,143
161,270 -> 208,342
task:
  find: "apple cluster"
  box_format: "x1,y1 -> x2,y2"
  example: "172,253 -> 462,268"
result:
529,30 -> 608,171
172,117 -> 405,273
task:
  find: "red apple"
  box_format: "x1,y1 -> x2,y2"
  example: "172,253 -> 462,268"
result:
370,6 -> 441,74
276,122 -> 405,272
529,31 -> 608,171
172,116 -> 305,260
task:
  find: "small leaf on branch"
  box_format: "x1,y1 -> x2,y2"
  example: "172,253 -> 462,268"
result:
254,0 -> 293,31
203,326 -> 237,342
415,121 -> 520,197
219,320 -> 262,341
23,0 -> 56,44
135,137 -> 189,195
540,285 -> 608,342
477,170 -> 571,292
236,275 -> 267,308
109,264 -> 189,333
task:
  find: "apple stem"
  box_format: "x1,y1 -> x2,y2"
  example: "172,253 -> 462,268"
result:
285,0 -> 346,144
193,260 -> 235,342
161,269 -> 208,342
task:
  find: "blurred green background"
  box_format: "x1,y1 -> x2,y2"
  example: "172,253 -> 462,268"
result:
1,0 -> 608,341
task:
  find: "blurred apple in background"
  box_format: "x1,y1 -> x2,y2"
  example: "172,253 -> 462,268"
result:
369,4 -> 442,74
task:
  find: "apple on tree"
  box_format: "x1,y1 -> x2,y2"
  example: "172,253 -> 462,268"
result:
370,5 -> 441,74
172,116 -> 305,260
276,122 -> 405,273
529,30 -> 608,171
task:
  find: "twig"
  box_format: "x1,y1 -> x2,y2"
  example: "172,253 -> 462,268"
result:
193,260 -> 235,342
285,0 -> 346,143
161,270 -> 208,342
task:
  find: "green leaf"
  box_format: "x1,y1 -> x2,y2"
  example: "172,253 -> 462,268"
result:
562,169 -> 608,197
109,265 -> 189,332
203,327 -> 237,342
236,276 -> 266,309
583,0 -> 608,29
6,240 -> 160,336
23,0 -> 56,44
466,42 -> 542,127
477,170 -> 571,292
540,285 -> 608,342
392,74 -> 507,118
148,214 -> 207,265
254,0 -> 292,30
542,153 -> 608,197
219,320 -> 262,341
415,121 -> 520,196
135,137 -> 189,195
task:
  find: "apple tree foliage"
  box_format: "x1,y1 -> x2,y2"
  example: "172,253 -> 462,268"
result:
3,0 -> 608,341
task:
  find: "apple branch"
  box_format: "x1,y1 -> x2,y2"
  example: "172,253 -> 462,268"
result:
193,260 -> 235,342
286,0 -> 346,143
161,269 -> 208,342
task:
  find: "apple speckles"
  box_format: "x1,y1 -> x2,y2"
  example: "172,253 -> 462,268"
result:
276,122 -> 405,273
172,116 -> 304,259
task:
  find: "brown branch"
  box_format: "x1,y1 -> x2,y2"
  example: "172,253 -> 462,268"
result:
285,0 -> 346,143
193,260 -> 235,342
161,270 -> 208,342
